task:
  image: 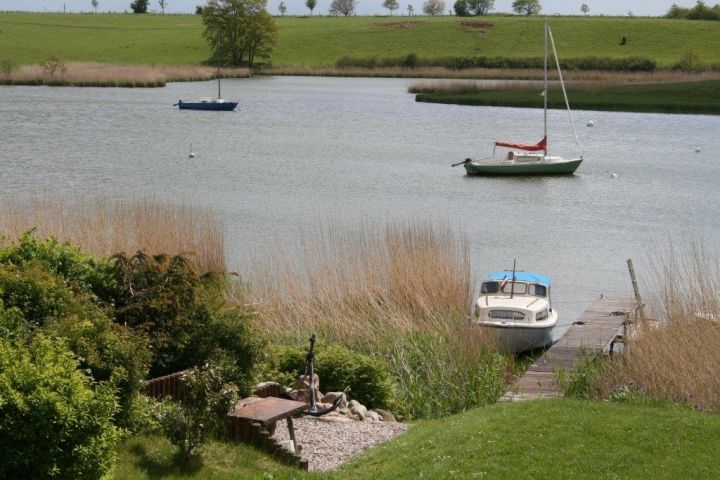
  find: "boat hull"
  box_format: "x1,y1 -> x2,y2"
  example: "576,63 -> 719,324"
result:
479,323 -> 557,353
464,158 -> 583,176
177,101 -> 238,111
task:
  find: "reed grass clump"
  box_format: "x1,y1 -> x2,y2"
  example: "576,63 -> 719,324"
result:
0,194 -> 225,273
0,63 -> 251,87
593,237 -> 720,412
240,217 -> 509,419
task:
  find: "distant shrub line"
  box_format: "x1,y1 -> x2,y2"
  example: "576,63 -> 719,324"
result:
336,53 -> 660,72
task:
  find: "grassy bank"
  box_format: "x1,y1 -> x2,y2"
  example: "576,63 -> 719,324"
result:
412,79 -> 720,115
112,400 -> 720,478
2,13 -> 720,68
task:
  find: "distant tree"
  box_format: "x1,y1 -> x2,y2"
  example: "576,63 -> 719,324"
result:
383,0 -> 400,15
423,0 -> 445,15
130,0 -> 149,13
407,3 -> 414,14
201,0 -> 279,68
196,4 -> 203,14
278,1 -> 286,15
158,0 -> 167,14
329,0 -> 358,16
91,0 -> 99,12
1,59 -> 18,79
306,0 -> 317,15
512,0 -> 541,15
666,3 -> 689,18
468,0 -> 494,15
454,0 -> 469,16
580,3 -> 589,15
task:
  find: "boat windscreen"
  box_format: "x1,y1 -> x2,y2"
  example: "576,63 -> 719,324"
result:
530,284 -> 547,297
502,282 -> 527,294
481,281 -> 499,294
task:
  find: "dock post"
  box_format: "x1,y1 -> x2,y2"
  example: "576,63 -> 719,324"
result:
627,259 -> 645,322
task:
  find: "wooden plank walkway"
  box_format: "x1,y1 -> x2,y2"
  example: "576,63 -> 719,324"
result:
502,296 -> 638,401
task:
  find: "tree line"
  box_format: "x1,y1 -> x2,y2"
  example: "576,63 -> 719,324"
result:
666,1 -> 720,20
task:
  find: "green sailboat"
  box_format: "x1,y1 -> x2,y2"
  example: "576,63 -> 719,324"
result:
458,17 -> 583,176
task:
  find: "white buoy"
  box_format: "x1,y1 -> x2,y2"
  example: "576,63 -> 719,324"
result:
610,173 -> 617,178
189,143 -> 195,158
695,146 -> 701,153
587,120 -> 594,127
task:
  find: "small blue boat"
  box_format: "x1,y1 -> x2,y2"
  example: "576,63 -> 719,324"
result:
176,97 -> 238,111
175,28 -> 239,112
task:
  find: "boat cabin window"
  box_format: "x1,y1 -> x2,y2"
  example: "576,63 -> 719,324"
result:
488,310 -> 526,320
536,309 -> 549,322
516,155 -> 541,163
481,281 -> 500,294
529,284 -> 547,297
502,282 -> 527,295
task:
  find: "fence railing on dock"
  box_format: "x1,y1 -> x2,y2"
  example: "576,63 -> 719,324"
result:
503,295 -> 639,401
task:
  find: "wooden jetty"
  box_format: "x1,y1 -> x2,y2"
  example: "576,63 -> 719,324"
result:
502,295 -> 639,401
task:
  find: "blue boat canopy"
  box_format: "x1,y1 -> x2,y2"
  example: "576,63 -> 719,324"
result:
484,271 -> 551,287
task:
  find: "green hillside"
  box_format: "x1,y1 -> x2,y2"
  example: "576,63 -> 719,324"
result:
1,13 -> 720,67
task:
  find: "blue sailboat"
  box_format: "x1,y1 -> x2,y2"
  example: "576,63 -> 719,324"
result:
175,29 -> 239,112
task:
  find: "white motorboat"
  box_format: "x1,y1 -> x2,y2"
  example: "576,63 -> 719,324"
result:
472,270 -> 558,353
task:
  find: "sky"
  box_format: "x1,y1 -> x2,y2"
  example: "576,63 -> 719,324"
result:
0,1 -> 699,17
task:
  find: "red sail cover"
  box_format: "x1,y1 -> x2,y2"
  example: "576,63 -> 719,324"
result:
495,136 -> 547,152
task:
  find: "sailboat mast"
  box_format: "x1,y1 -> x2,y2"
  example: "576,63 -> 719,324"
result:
543,16 -> 548,156
216,26 -> 221,99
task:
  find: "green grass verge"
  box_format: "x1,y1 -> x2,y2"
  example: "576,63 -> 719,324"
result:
114,400 -> 720,478
416,80 -> 720,115
340,399 -> 719,479
2,13 -> 720,68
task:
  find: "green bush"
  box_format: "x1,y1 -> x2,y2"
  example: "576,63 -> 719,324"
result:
150,364 -> 238,460
47,312 -> 150,430
0,335 -> 120,478
263,342 -> 396,410
181,307 -> 263,396
334,54 -> 657,72
109,251 -> 263,385
0,230 -> 116,300
0,264 -> 77,327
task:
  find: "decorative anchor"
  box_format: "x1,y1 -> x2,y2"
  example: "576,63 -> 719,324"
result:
302,333 -> 343,417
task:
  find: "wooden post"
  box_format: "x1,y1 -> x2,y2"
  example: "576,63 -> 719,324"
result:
627,259 -> 646,322
287,417 -> 298,454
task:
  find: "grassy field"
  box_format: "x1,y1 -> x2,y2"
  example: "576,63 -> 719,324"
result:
113,400 -> 720,478
413,79 -> 720,115
2,13 -> 720,68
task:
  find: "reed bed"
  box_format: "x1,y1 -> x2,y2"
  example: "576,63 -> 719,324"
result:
408,70 -> 720,94
0,63 -> 251,87
240,217 -> 508,418
598,237 -> 720,411
0,194 -> 225,273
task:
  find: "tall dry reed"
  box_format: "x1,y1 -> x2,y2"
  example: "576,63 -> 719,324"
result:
1,63 -> 251,87
240,217 -> 506,418
0,194 -> 225,273
245,217 -> 474,344
408,70 -> 720,94
599,237 -> 720,411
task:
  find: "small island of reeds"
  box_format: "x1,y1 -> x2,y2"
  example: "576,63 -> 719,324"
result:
410,72 -> 720,115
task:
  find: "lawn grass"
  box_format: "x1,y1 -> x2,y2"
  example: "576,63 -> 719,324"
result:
414,80 -> 720,115
340,399 -> 720,479
1,13 -> 720,68
114,400 -> 720,478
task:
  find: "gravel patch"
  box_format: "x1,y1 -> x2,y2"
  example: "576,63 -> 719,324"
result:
271,416 -> 411,471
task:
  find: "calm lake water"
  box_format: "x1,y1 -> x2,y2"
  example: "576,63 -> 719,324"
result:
2,76 -> 720,332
